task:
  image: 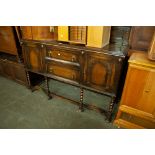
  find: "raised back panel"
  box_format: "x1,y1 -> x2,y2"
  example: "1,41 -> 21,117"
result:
110,26 -> 131,46
20,26 -> 33,40
0,26 -> 18,55
32,26 -> 57,40
129,26 -> 155,51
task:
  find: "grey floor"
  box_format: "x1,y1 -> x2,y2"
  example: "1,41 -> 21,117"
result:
0,76 -> 117,129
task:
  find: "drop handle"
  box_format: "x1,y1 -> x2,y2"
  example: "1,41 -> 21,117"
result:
48,51 -> 52,57
49,68 -> 53,73
58,53 -> 61,56
118,58 -> 122,62
81,51 -> 85,55
71,56 -> 76,62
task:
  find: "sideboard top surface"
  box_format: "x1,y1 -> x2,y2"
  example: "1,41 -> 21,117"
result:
21,39 -> 128,58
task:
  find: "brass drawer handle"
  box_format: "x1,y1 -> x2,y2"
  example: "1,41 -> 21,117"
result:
118,58 -> 122,62
81,51 -> 85,55
72,56 -> 76,62
48,51 -> 52,57
58,53 -> 61,56
49,68 -> 53,73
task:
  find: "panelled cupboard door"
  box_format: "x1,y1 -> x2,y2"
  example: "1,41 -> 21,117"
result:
129,26 -> 155,51
0,26 -> 18,55
22,43 -> 44,72
85,53 -> 123,93
121,64 -> 155,121
20,26 -> 33,40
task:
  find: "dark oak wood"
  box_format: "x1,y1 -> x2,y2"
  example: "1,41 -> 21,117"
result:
0,26 -> 28,87
0,26 -> 18,55
47,61 -> 80,82
129,26 -> 155,51
0,57 -> 28,86
22,42 -> 44,72
18,26 -> 133,121
85,52 -> 123,94
20,26 -> 58,41
32,26 -> 58,41
21,39 -> 127,121
20,26 -> 33,40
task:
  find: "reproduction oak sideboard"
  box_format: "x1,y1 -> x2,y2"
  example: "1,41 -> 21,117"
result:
21,39 -> 128,121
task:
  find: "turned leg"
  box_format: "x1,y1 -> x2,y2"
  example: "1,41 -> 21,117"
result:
26,71 -> 40,92
45,77 -> 52,100
107,96 -> 116,122
79,87 -> 84,112
26,71 -> 32,90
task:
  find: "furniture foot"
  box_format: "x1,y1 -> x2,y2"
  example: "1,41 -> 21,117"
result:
45,76 -> 52,100
107,96 -> 116,122
79,87 -> 84,112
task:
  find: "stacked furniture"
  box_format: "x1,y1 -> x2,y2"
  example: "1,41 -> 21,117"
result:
18,26 -> 131,121
114,26 -> 155,128
0,26 -> 28,86
1,26 -> 154,125
128,26 -> 155,54
0,27 -> 44,87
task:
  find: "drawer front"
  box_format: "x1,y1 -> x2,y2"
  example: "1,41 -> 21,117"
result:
47,63 -> 80,82
46,47 -> 82,64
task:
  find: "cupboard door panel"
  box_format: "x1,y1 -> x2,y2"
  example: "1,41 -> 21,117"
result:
86,53 -> 122,93
22,44 -> 43,72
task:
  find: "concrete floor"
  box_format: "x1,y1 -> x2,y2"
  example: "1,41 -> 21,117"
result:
0,76 -> 117,129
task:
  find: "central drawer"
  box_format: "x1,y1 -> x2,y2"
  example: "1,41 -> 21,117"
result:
46,46 -> 83,64
47,62 -> 80,82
